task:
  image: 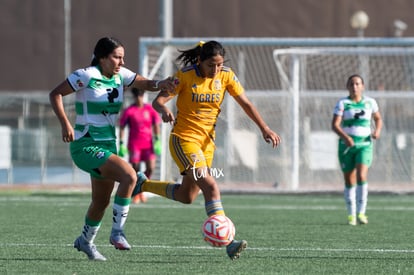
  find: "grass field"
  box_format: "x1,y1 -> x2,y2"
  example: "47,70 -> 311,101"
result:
1,191 -> 414,274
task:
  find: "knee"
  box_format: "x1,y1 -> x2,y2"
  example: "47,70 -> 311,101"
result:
129,172 -> 138,186
120,171 -> 137,188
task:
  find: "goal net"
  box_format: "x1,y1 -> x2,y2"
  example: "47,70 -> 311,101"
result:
273,47 -> 414,191
139,38 -> 414,192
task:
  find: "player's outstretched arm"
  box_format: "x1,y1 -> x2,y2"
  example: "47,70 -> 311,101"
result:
131,75 -> 175,92
233,93 -> 281,148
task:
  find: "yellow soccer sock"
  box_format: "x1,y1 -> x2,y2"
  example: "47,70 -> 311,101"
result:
142,180 -> 179,200
205,200 -> 226,216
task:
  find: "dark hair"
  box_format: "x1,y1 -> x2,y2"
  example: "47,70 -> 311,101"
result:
131,88 -> 145,97
176,40 -> 225,66
346,74 -> 364,88
90,37 -> 123,66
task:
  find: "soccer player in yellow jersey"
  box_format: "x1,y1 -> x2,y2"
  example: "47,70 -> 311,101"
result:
132,40 -> 281,260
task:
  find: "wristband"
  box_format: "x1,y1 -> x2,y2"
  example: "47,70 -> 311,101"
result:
154,80 -> 161,89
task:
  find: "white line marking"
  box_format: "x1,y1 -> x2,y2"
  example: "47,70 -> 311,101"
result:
1,197 -> 414,211
1,243 -> 414,254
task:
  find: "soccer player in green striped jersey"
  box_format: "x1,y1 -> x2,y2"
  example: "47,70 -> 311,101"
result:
49,37 -> 174,261
332,74 -> 383,226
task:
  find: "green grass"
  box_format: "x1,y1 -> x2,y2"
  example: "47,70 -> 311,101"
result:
1,193 -> 414,274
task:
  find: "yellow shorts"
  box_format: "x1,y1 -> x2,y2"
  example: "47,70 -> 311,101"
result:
169,134 -> 215,175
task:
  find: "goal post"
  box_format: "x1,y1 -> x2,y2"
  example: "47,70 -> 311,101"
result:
273,46 -> 414,190
139,37 -> 414,192
273,46 -> 414,191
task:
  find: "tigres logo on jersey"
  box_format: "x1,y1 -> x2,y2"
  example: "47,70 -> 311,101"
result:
214,80 -> 221,90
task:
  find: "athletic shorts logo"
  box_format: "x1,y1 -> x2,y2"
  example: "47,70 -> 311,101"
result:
190,152 -> 202,163
95,151 -> 105,159
83,146 -> 106,159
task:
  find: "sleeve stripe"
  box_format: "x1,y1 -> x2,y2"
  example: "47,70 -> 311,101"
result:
66,78 -> 76,91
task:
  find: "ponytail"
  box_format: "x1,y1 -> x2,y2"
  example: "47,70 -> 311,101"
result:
176,40 -> 225,66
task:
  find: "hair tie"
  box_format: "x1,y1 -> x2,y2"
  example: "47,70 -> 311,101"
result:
198,41 -> 205,48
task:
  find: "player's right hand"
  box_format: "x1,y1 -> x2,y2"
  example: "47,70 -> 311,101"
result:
161,109 -> 175,124
61,124 -> 74,143
154,138 -> 162,156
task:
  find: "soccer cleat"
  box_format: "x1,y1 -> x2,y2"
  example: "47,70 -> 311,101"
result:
348,215 -> 357,226
226,239 -> 247,260
110,230 -> 131,250
131,172 -> 148,197
74,236 -> 107,261
132,192 -> 147,204
357,213 -> 368,225
132,194 -> 141,204
139,192 -> 148,203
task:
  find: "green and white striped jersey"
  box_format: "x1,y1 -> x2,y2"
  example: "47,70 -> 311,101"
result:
333,96 -> 379,138
67,66 -> 136,141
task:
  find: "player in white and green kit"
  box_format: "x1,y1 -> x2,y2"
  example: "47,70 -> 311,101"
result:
49,37 -> 174,261
332,74 -> 383,226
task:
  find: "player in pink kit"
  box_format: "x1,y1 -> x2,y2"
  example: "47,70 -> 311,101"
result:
119,88 -> 161,203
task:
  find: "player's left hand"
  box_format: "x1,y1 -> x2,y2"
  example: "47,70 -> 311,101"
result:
371,130 -> 381,140
262,127 -> 281,148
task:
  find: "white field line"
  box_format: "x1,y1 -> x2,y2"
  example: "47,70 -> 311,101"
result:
1,196 -> 414,211
1,197 -> 414,254
1,243 -> 414,254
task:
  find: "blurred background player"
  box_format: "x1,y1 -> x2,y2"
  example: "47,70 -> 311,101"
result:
332,74 -> 382,226
132,40 -> 281,260
119,88 -> 161,204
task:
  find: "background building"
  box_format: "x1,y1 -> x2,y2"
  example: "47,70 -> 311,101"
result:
2,0 -> 414,91
1,0 -> 414,189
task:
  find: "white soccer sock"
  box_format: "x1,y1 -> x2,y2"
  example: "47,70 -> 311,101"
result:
82,224 -> 100,244
112,203 -> 130,232
344,186 -> 356,217
357,183 -> 368,214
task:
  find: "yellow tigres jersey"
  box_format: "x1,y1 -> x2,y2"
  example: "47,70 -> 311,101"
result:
169,64 -> 244,144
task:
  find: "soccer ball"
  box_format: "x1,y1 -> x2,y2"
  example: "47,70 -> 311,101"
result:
202,215 -> 235,247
